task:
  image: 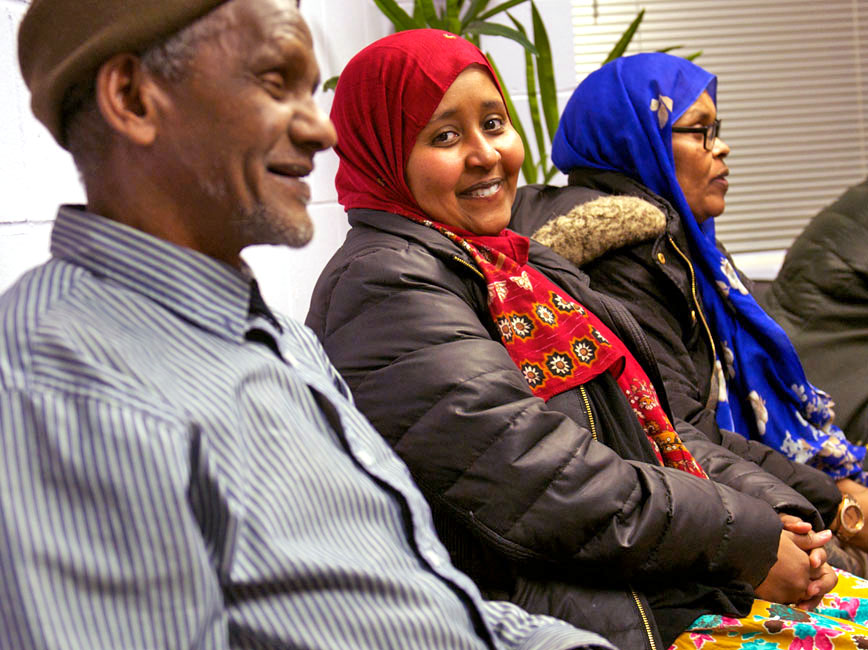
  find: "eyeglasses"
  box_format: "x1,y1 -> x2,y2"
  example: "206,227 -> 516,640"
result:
671,118 -> 722,151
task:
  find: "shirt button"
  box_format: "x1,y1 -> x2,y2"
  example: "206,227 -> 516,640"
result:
691,310 -> 697,323
657,252 -> 666,264
355,448 -> 375,467
423,547 -> 445,568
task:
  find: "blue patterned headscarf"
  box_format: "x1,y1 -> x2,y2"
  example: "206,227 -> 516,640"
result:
552,52 -> 866,482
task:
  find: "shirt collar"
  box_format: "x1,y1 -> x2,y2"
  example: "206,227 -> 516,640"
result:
51,205 -> 256,342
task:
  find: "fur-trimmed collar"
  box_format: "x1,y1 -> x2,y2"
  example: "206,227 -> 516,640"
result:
531,195 -> 666,267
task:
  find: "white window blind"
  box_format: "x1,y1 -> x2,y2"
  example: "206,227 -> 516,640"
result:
570,0 -> 868,253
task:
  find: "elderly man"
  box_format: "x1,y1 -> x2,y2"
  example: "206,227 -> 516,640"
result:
1,1 -> 615,649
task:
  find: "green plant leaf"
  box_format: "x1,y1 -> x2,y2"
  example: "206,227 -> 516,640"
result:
373,0 -> 421,30
322,75 -> 339,92
477,0 -> 528,21
542,164 -> 559,183
446,0 -> 462,32
464,20 -> 538,55
460,0 -> 491,28
488,54 -> 537,184
653,46 -> 701,60
417,0 -> 445,28
530,1 -> 558,141
602,8 -> 644,64
507,13 -> 547,173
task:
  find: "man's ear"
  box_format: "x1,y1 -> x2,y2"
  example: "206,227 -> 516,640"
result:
94,53 -> 162,147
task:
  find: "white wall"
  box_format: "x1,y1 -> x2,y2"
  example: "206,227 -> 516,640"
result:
0,0 -> 577,321
0,0 -> 390,320
1,0 -> 82,293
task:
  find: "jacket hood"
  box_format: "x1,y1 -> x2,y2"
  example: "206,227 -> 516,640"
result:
532,195 -> 666,267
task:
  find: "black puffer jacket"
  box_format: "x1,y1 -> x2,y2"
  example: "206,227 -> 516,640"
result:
510,168 -> 840,528
307,208 -> 819,650
764,177 -> 868,444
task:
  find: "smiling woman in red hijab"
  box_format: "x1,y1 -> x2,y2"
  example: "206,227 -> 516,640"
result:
305,29 -> 868,650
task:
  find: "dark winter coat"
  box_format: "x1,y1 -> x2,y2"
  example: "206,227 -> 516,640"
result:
764,177 -> 868,444
306,207 -> 820,650
510,168 -> 841,529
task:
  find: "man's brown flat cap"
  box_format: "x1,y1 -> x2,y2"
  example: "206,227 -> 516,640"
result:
18,0 -> 229,147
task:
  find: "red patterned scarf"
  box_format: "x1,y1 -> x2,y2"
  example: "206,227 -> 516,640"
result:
415,217 -> 706,478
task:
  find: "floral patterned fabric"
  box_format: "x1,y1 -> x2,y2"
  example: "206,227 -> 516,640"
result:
619,361 -> 707,476
672,569 -> 868,650
410,216 -> 707,479
550,52 -> 867,483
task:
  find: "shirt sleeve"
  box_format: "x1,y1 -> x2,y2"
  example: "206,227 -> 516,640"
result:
480,600 -> 617,650
0,388 -> 226,649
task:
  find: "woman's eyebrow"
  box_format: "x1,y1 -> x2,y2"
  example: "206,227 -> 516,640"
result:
428,100 -> 505,124
429,108 -> 458,123
678,107 -> 715,123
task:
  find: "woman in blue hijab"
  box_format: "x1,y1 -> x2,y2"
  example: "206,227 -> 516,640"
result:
511,52 -> 868,561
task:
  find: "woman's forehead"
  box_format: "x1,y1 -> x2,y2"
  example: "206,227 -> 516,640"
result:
678,91 -> 715,121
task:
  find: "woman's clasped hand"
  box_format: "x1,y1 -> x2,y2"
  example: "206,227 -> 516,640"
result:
757,515 -> 837,609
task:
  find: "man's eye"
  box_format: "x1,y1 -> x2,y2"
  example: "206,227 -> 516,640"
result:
260,72 -> 285,92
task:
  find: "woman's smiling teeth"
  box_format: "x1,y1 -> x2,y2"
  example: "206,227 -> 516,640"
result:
462,180 -> 502,198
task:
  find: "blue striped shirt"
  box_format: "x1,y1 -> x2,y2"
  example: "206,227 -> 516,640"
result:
0,206 -> 613,650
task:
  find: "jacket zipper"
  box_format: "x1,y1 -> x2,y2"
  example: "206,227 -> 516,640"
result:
579,388 -> 658,650
666,236 -> 717,362
631,588 -> 658,650
451,254 -> 485,279
578,385 -> 597,440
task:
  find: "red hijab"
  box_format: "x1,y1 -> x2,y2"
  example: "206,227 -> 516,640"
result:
331,29 -> 503,219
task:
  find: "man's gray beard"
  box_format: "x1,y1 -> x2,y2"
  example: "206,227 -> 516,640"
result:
195,166 -> 314,250
237,202 -> 314,249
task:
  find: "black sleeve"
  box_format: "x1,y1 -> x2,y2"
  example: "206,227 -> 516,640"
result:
585,247 -> 840,527
674,419 -> 831,528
